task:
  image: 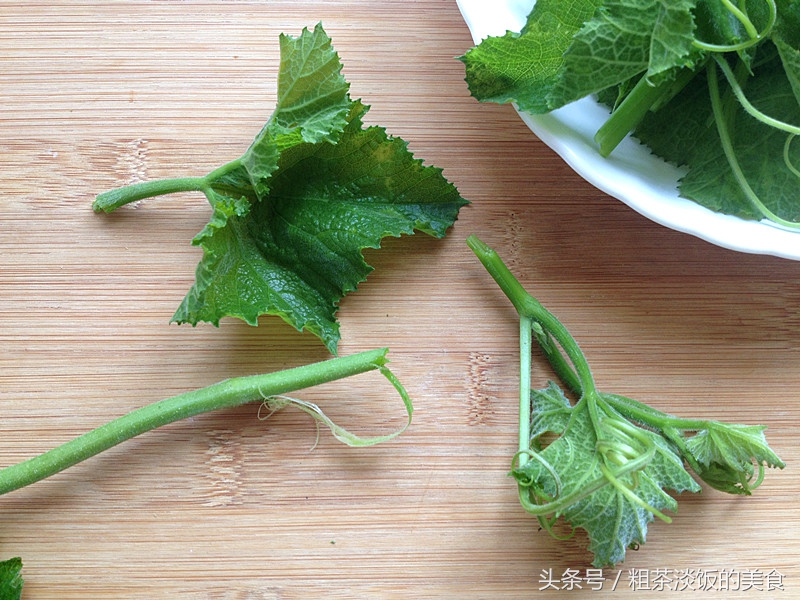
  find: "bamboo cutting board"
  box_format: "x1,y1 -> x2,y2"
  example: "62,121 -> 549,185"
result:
1,1 -> 799,598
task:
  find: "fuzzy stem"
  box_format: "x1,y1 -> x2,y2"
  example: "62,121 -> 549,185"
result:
518,315 -> 533,468
93,177 -> 209,212
466,235 -> 597,396
92,159 -> 242,212
0,348 -> 402,496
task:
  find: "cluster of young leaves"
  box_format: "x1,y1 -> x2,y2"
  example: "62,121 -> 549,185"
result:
95,23 -> 467,354
0,557 -> 22,600
467,235 -> 784,567
460,0 -> 800,228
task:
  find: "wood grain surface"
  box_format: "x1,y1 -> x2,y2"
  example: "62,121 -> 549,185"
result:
1,1 -> 798,598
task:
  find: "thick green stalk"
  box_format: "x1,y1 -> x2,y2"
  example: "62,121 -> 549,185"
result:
594,67 -> 697,157
603,392 -> 713,432
0,348 -> 406,496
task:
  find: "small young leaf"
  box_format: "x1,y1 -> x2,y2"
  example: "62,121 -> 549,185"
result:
687,423 -> 785,470
515,389 -> 701,567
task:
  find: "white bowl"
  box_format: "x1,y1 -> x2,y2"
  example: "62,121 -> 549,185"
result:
457,0 -> 800,260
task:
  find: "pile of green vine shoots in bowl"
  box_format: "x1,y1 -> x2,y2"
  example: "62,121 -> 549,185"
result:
458,0 -> 800,260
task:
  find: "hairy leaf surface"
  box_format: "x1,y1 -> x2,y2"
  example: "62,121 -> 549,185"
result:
516,385 -> 700,567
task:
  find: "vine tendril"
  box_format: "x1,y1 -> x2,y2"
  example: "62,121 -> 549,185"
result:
692,0 -> 777,53
707,58 -> 800,229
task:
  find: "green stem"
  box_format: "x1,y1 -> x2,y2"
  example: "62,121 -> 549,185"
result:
532,326 -> 582,396
707,59 -> 800,229
714,54 -> 800,136
720,0 -> 759,39
0,348 -> 407,496
92,176 -> 210,212
92,159 -> 242,213
594,67 -> 697,157
518,315 -> 533,468
602,392 -> 713,432
466,235 -> 597,397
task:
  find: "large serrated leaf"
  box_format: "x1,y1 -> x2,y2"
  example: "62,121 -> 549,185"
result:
548,0 -> 699,107
96,24 -> 467,353
173,100 -> 466,353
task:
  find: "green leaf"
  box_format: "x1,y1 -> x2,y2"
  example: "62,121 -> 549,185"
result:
272,24 -> 352,145
635,47 -> 800,222
548,0 -> 699,108
95,24 -> 467,354
239,23 -> 353,199
458,0 -> 605,113
173,100 -> 466,353
530,382 -> 573,441
775,34 -> 800,106
0,558 -> 23,600
515,389 -> 700,567
679,420 -> 784,494
684,422 -> 786,494
687,423 -> 785,471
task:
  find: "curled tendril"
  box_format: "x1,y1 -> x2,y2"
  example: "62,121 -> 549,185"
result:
595,416 -> 673,522
784,134 -> 800,179
513,448 -> 563,502
735,458 -> 767,493
255,384 -> 411,448
699,456 -> 767,495
692,0 -> 777,53
707,57 -> 800,229
513,410 -> 671,532
747,459 -> 767,490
